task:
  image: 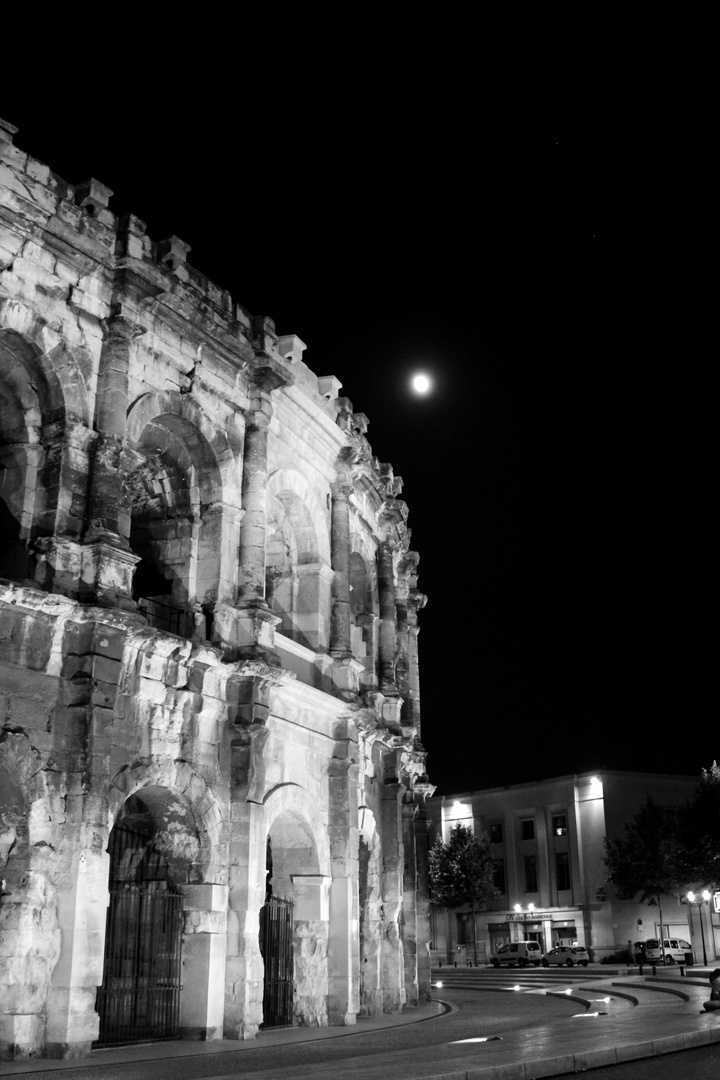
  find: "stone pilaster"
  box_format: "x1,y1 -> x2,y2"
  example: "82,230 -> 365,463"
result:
377,540 -> 399,701
82,314 -> 144,607
223,799 -> 265,1040
327,720 -> 360,1024
413,790 -> 433,1002
44,840 -> 110,1058
224,670 -> 275,1038
178,883 -> 228,1040
379,771 -> 405,1013
85,315 -> 141,545
402,552 -> 426,737
227,367 -> 285,660
329,478 -> 352,659
401,798 -> 419,1006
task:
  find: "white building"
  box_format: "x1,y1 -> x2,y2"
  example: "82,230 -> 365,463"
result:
428,771 -> 719,966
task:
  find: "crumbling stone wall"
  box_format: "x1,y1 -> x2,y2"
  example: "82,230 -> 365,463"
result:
0,115 -> 433,1060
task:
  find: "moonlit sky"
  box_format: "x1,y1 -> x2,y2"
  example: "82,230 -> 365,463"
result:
3,72 -> 712,794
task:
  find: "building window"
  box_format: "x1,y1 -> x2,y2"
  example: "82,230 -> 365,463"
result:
555,851 -> 571,891
456,912 -> 473,945
493,859 -> 506,894
490,822 -> 503,844
552,814 -> 568,836
521,818 -> 535,841
524,855 -> 538,893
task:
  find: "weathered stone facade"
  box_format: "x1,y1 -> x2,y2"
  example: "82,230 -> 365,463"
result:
0,117 -> 434,1060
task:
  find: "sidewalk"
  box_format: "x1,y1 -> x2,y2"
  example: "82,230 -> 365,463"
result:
1,968 -> 720,1080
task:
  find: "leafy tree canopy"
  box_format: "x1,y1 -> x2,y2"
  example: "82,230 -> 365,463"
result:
604,796 -> 681,904
677,760 -> 720,890
429,823 -> 498,911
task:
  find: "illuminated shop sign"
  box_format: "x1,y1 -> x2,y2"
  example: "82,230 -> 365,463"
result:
508,913 -> 551,921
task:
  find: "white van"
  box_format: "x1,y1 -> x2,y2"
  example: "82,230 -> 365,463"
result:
638,938 -> 692,965
490,941 -> 543,967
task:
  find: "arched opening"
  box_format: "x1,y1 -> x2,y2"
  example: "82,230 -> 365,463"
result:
262,809 -> 327,1028
126,414 -> 222,639
266,491 -> 322,648
0,331 -> 47,583
96,789 -> 201,1045
349,550 -> 379,687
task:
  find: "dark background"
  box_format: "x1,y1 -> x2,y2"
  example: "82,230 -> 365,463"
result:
3,73 -> 712,796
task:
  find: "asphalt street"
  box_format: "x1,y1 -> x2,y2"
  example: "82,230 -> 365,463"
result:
0,988 -> 582,1080
3,968 -> 720,1080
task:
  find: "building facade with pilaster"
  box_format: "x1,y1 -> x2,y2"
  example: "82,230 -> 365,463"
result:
428,771 -> 719,966
0,117 -> 433,1059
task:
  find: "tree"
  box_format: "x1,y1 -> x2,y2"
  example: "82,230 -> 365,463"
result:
429,824 -> 498,961
677,761 -> 720,890
604,797 -> 682,962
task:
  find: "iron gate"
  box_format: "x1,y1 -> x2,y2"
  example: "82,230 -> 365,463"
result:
95,817 -> 183,1045
259,895 -> 294,1027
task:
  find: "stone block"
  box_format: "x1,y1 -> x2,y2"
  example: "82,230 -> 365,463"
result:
92,625 -> 127,661
0,1012 -> 45,1060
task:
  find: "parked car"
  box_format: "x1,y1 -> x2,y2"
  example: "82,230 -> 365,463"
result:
636,938 -> 693,965
490,941 -> 543,967
542,945 -> 590,967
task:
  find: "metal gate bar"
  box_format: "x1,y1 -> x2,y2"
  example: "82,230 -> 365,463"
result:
259,895 -> 294,1028
96,818 -> 183,1045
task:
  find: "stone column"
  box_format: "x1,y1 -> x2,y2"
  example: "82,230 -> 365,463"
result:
327,720 -> 360,1024
377,542 -> 401,726
292,875 -> 331,1026
81,314 -> 143,606
379,771 -> 405,1013
45,843 -> 110,1058
224,672 -> 276,1038
401,798 -> 419,1006
218,370 -> 283,659
32,420 -> 96,599
329,479 -> 352,659
413,787 -> 433,1002
403,551 -> 426,737
178,883 -> 228,1040
237,388 -> 272,606
328,477 -> 363,698
224,798 -> 265,1039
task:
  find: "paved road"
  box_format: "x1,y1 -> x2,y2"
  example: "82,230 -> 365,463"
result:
564,1042 -> 720,1079
3,968 -> 720,1080
0,988 -> 582,1080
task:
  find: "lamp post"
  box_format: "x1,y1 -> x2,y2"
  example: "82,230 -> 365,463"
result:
687,890 -> 711,966
514,902 -> 535,940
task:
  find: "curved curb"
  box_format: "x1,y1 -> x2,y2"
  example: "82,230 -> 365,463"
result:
616,980 -> 691,1002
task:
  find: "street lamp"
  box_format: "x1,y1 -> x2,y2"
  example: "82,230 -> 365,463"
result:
514,903 -> 535,940
687,890 -> 711,966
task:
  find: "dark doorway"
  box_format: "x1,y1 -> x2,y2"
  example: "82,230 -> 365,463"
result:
259,895 -> 294,1028
95,796 -> 183,1045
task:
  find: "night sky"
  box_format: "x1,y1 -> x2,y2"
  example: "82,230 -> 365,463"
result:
3,85 -> 711,796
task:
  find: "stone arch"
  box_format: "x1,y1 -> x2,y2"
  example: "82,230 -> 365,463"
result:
266,469 -> 331,649
108,761 -> 226,885
97,785 -> 204,1045
262,784 -> 330,1027
358,806 -> 383,1015
125,392 -> 236,639
0,323 -> 90,582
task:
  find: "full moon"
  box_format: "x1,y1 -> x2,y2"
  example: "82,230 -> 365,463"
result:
412,373 -> 432,394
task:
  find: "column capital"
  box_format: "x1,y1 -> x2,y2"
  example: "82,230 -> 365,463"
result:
101,311 -> 146,340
